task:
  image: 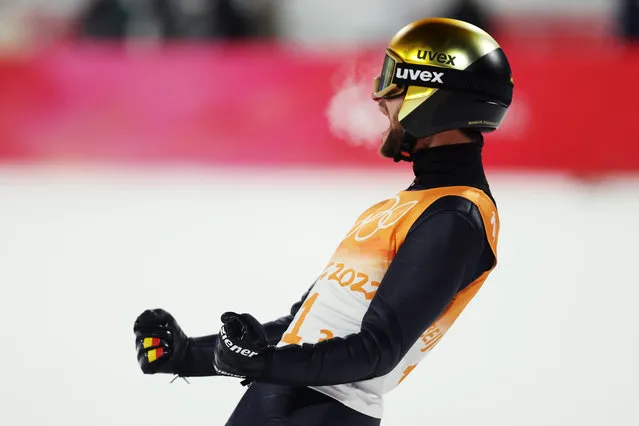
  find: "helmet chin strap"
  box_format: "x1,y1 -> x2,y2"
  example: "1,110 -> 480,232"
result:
393,131 -> 418,163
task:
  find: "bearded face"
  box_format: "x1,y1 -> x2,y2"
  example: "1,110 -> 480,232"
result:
375,96 -> 406,159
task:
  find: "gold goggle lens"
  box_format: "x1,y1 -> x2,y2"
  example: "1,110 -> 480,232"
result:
372,50 -> 406,99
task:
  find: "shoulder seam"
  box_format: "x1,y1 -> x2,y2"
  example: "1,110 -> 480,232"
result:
409,196 -> 483,232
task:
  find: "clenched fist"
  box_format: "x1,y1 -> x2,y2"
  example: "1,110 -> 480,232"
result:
133,309 -> 188,375
213,312 -> 270,379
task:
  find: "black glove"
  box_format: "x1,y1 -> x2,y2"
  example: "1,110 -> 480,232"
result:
134,309 -> 188,375
213,312 -> 270,380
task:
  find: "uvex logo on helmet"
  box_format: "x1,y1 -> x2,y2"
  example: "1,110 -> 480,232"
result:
395,66 -> 445,84
417,50 -> 456,66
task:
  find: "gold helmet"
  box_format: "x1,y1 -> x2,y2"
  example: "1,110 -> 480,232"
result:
372,18 -> 514,161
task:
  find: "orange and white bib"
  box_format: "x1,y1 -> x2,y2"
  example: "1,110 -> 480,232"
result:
277,186 -> 499,418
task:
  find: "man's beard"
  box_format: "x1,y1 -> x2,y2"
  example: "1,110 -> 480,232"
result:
379,125 -> 405,159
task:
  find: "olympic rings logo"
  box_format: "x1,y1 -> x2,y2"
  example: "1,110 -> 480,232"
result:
344,196 -> 418,242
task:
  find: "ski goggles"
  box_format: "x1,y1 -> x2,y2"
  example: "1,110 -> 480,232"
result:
372,49 -> 514,105
372,49 -> 407,99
